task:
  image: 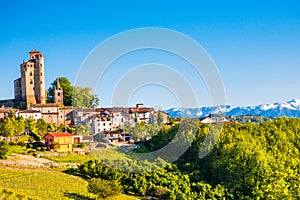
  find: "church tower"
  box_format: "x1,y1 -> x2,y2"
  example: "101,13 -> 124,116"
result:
14,50 -> 46,108
54,79 -> 64,105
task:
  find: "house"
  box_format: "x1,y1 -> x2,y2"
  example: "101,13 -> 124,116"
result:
153,111 -> 169,124
91,109 -> 114,134
43,132 -> 73,152
200,117 -> 215,124
0,107 -> 17,122
17,110 -> 42,121
72,135 -> 82,144
31,103 -> 72,125
129,104 -> 154,125
82,135 -> 94,143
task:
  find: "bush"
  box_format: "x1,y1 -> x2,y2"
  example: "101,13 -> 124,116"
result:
0,141 -> 8,159
88,178 -> 122,199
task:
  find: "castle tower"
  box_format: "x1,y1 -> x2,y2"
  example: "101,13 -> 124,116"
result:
14,50 -> 46,108
54,79 -> 64,105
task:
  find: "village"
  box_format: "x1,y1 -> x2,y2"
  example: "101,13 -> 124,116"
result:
0,50 -> 171,153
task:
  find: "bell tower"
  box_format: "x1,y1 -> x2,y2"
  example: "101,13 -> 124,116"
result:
54,79 -> 64,105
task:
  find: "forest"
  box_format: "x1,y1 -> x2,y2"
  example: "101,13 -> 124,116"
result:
78,118 -> 300,199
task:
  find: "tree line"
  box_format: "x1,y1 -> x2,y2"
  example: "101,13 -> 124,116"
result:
77,117 -> 300,199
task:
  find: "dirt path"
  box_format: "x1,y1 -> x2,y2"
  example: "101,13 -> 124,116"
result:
0,154 -> 58,168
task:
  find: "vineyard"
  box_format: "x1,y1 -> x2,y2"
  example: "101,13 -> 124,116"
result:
0,167 -> 95,199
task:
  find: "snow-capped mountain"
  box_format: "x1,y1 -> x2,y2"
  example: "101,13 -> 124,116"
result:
165,99 -> 300,118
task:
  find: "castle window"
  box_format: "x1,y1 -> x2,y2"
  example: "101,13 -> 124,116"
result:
30,72 -> 32,76
57,92 -> 60,96
40,64 -> 42,67
40,81 -> 42,84
30,80 -> 33,84
40,73 -> 42,75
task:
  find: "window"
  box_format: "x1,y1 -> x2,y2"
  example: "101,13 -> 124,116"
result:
40,81 -> 42,84
50,139 -> 53,142
30,72 -> 32,76
40,64 -> 42,67
57,92 -> 60,96
103,123 -> 106,126
98,129 -> 100,132
109,123 -> 111,126
30,80 -> 33,84
40,73 -> 42,75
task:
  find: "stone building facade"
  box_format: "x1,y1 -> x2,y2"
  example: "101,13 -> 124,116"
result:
14,50 -> 46,108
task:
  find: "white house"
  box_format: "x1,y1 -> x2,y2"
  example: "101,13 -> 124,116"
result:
17,110 -> 42,121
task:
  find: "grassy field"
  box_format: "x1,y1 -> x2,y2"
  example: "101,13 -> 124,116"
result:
0,167 -> 136,200
44,154 -> 95,163
44,148 -> 134,164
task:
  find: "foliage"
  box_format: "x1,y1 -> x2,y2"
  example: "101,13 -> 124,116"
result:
88,178 -> 122,198
72,86 -> 99,108
76,124 -> 91,136
157,110 -> 163,125
0,140 -> 8,159
77,118 -> 300,199
50,142 -> 60,150
48,77 -> 99,108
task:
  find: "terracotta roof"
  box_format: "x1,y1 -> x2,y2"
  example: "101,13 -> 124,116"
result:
18,110 -> 41,113
129,107 -> 152,113
46,132 -> 73,137
31,103 -> 61,108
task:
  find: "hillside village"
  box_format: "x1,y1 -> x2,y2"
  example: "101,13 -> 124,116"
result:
0,50 -> 169,152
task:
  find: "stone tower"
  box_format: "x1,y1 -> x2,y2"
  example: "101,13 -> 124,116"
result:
14,50 -> 46,108
54,79 -> 64,105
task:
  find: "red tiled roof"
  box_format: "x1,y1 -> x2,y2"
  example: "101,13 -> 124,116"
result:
18,110 -> 41,113
129,107 -> 152,113
47,132 -> 73,137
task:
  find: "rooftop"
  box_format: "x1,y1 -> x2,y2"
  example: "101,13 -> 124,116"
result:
45,132 -> 73,137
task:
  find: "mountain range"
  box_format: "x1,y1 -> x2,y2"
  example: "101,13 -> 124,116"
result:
164,99 -> 300,118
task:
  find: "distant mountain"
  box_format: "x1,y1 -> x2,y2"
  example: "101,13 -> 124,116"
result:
165,99 -> 300,118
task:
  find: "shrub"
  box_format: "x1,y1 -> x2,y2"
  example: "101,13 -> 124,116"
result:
88,178 -> 122,198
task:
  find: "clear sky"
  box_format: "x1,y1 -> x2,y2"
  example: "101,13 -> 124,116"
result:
0,0 -> 299,108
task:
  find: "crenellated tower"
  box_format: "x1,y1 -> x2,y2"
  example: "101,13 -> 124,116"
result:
14,50 -> 46,108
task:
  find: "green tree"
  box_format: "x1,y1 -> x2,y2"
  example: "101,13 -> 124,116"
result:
72,86 -> 99,108
76,124 -> 90,136
14,117 -> 25,136
0,117 -> 15,137
157,111 -> 163,125
0,141 -> 8,159
36,118 -> 48,136
88,178 -> 122,198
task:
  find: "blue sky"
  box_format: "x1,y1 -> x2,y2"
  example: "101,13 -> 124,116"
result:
0,0 -> 299,108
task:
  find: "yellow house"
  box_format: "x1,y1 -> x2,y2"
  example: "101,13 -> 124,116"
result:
44,132 -> 73,152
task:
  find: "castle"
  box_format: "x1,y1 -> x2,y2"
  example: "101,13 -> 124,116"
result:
12,50 -> 63,108
14,50 -> 46,108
